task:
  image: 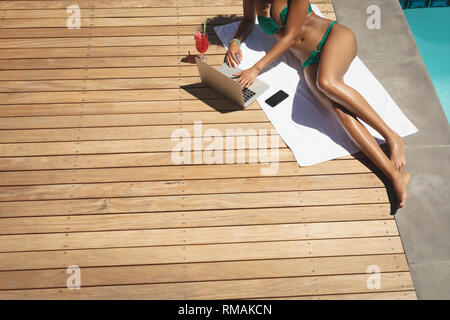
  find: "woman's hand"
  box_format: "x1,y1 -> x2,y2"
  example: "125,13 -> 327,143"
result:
232,66 -> 260,89
225,41 -> 242,68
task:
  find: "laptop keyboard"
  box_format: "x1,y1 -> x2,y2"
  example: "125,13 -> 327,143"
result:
242,87 -> 256,102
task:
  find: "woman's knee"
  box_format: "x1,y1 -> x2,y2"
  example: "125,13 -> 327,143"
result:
316,74 -> 339,95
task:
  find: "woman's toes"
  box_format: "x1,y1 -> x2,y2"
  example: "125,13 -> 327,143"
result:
388,132 -> 406,172
399,172 -> 411,208
392,171 -> 410,209
403,171 -> 411,185
397,160 -> 406,172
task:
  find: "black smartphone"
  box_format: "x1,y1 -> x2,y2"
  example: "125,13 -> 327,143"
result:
265,90 -> 289,107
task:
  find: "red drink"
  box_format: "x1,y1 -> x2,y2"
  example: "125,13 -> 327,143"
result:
194,32 -> 209,59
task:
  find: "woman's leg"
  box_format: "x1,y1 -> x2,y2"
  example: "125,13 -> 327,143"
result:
303,63 -> 411,209
316,23 -> 406,172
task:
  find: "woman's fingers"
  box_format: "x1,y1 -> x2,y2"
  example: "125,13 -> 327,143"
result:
228,52 -> 236,67
242,77 -> 254,89
240,76 -> 246,87
229,53 -> 235,67
231,52 -> 240,67
226,47 -> 243,68
234,74 -> 243,87
227,54 -> 232,67
240,77 -> 248,89
226,51 -> 234,67
232,71 -> 254,88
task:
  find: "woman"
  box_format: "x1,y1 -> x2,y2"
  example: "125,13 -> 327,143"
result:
225,0 -> 411,208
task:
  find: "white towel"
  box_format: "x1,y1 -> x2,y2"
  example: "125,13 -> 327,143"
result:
214,4 -> 418,166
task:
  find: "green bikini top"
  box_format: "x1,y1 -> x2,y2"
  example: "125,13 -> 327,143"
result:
258,1 -> 312,35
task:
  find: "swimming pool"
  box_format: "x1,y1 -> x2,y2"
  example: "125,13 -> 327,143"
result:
403,7 -> 450,122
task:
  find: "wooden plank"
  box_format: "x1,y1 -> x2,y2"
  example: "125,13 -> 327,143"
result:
4,7 -> 242,19
0,35 -> 224,49
0,111 -> 272,129
0,78 -> 207,92
0,204 -> 393,234
0,0 -> 179,9
0,131 -> 356,158
253,290 -> 418,300
0,254 -> 408,290
0,220 -> 398,252
0,55 -> 225,70
0,66 -> 200,81
0,128 -> 275,144
0,99 -> 251,117
0,123 -> 276,143
4,8 -> 180,19
2,18 -> 177,29
0,188 -> 388,218
0,151 -> 351,171
0,173 -> 384,201
177,0 -> 266,7
0,26 -> 223,39
0,88 -> 214,105
0,136 -> 286,158
0,149 -> 299,171
0,0 -> 248,10
0,88 -> 227,104
0,272 -> 414,299
0,236 -> 404,271
0,134 -> 287,157
1,16 -> 238,28
0,160 -> 376,185
0,63 -> 222,81
0,45 -> 226,59
0,0 -> 254,9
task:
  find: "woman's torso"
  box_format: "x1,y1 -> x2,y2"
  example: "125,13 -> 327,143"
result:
256,0 -> 334,63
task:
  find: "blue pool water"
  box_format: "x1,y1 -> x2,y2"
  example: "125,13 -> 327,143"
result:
404,7 -> 450,122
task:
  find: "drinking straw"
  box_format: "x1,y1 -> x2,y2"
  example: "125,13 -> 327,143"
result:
203,18 -> 206,36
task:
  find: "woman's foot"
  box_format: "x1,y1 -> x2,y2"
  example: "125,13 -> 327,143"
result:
387,131 -> 406,171
392,171 -> 411,208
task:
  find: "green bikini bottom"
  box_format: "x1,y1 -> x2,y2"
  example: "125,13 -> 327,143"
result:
302,21 -> 338,69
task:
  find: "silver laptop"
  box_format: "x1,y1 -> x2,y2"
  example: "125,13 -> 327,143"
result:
195,56 -> 269,108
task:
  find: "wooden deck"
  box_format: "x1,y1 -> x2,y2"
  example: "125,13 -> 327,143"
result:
0,0 -> 416,299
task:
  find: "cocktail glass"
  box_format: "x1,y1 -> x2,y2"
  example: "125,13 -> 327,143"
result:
194,32 -> 209,61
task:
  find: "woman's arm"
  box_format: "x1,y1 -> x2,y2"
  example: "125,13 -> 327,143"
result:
233,0 -> 256,43
226,0 -> 256,67
234,0 -> 309,88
